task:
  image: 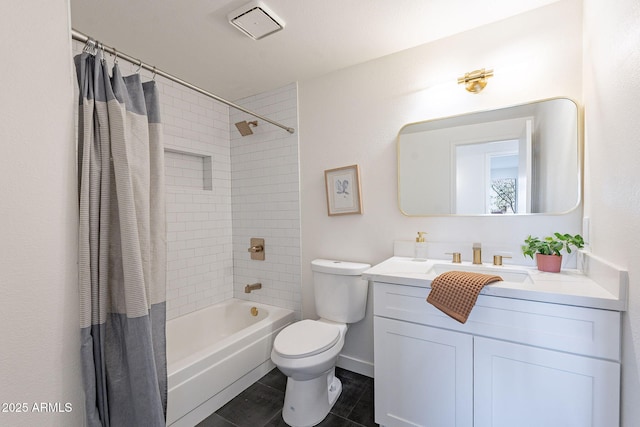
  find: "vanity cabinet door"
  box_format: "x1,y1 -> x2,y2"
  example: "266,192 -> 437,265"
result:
374,316 -> 473,427
473,337 -> 620,427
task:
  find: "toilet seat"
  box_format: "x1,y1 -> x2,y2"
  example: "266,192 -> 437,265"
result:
273,320 -> 340,359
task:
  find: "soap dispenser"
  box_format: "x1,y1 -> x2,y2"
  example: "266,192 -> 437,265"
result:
414,231 -> 428,261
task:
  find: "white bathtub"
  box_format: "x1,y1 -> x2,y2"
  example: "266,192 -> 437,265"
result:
166,299 -> 294,426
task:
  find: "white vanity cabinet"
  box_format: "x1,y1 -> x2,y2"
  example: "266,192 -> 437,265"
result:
373,281 -> 621,427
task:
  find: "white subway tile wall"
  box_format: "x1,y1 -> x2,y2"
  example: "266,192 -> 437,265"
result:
231,83 -> 302,319
155,78 -> 234,321
72,41 -> 301,321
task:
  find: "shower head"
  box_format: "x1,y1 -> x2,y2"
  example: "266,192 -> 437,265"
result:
234,120 -> 258,136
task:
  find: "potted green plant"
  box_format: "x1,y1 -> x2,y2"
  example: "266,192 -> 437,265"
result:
522,233 -> 585,272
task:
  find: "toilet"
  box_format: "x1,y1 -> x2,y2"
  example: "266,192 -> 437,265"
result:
271,259 -> 371,427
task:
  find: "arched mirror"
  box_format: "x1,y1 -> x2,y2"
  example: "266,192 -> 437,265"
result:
398,98 -> 581,216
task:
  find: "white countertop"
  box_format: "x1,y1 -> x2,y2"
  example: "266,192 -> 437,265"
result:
362,256 -> 627,311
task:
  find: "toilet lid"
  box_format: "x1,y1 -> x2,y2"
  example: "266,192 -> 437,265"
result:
273,320 -> 340,359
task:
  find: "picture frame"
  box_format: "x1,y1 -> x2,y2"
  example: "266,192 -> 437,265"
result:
324,164 -> 363,216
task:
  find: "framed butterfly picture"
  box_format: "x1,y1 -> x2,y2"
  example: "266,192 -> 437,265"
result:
324,164 -> 363,216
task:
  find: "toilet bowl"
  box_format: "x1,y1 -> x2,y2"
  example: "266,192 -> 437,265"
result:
272,319 -> 347,380
270,259 -> 370,427
271,319 -> 347,426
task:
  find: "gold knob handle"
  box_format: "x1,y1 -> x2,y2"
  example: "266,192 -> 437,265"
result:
248,245 -> 264,253
493,255 -> 512,266
446,252 -> 462,263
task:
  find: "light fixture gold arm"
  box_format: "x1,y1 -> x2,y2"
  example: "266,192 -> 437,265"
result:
457,68 -> 494,93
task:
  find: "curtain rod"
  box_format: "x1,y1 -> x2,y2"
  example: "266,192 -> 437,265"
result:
71,28 -> 295,134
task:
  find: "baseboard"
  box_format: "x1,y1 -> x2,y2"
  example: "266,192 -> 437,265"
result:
336,354 -> 374,378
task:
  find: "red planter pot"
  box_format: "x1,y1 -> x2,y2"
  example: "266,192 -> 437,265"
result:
536,253 -> 562,273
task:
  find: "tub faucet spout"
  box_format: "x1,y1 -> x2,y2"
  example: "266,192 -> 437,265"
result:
244,282 -> 262,293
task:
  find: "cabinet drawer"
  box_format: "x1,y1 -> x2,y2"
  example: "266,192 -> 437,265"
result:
373,282 -> 621,361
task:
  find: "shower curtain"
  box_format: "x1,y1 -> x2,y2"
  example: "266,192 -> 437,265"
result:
75,52 -> 167,426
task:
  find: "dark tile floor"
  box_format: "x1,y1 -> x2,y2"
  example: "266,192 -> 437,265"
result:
197,367 -> 378,427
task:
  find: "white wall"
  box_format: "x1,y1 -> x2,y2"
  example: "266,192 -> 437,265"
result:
299,0 -> 583,374
0,1 -> 84,426
231,83 -> 302,319
583,0 -> 640,425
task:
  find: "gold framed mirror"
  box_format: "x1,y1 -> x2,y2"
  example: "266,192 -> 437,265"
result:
398,98 -> 581,216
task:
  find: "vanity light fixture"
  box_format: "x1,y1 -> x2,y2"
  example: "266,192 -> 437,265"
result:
457,68 -> 494,93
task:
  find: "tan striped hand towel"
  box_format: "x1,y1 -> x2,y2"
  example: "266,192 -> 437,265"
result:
426,271 -> 502,324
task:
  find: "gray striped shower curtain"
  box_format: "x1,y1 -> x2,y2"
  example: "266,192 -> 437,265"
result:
75,52 -> 167,426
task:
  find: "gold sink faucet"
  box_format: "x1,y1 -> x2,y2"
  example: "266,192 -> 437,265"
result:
472,243 -> 482,265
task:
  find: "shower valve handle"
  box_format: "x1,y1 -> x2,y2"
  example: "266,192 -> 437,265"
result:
248,238 -> 265,260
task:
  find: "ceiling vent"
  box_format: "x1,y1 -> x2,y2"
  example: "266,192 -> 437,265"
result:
228,1 -> 285,40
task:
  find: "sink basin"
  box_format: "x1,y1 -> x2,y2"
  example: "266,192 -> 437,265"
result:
427,263 -> 533,284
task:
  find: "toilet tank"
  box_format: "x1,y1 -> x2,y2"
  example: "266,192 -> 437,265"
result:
311,259 -> 371,323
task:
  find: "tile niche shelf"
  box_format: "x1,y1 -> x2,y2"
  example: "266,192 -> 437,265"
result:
164,148 -> 213,191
